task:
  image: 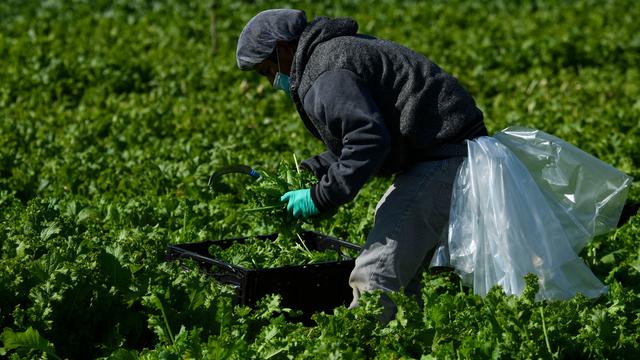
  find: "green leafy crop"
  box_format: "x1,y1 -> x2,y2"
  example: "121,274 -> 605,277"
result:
0,0 -> 639,359
208,236 -> 346,269
208,160 -> 351,269
243,159 -> 318,237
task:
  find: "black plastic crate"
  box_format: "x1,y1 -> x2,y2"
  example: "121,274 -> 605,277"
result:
166,231 -> 361,317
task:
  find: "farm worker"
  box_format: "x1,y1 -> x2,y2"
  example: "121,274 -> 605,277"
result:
236,9 -> 487,321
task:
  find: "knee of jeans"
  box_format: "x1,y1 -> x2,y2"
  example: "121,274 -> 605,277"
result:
348,261 -> 372,293
349,242 -> 395,288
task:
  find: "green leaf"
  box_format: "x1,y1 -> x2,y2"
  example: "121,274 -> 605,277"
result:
149,295 -> 175,345
105,349 -> 141,360
97,249 -> 132,292
40,221 -> 61,241
629,255 -> 640,274
0,327 -> 61,360
600,252 -> 622,265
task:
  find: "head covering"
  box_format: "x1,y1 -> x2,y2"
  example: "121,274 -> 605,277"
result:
236,9 -> 307,70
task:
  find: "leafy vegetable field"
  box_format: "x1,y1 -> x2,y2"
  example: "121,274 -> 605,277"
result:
1,0 -> 639,358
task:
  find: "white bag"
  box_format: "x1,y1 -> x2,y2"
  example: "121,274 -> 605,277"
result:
448,126 -> 632,300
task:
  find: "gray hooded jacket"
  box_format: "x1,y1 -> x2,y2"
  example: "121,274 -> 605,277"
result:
291,17 -> 487,212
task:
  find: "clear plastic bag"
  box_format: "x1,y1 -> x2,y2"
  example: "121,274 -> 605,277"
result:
448,126 -> 632,300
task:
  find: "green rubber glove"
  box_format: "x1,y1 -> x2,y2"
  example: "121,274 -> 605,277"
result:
280,189 -> 319,219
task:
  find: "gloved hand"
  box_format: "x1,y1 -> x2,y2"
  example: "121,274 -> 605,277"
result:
280,189 -> 319,219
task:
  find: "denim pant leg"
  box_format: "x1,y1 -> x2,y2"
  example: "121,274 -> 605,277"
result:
348,157 -> 463,322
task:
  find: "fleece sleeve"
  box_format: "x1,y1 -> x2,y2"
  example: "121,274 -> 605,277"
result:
300,150 -> 339,180
302,69 -> 391,212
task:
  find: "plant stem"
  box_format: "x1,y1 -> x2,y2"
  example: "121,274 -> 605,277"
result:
293,153 -> 302,188
151,295 -> 175,345
539,306 -> 556,359
243,205 -> 281,212
296,233 -> 312,255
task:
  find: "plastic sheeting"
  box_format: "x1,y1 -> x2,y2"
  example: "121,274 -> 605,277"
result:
448,126 -> 632,300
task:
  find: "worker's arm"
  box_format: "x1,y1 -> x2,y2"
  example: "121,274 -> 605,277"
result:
300,150 -> 338,179
302,69 -> 391,212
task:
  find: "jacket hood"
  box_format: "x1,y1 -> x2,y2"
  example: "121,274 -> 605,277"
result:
290,17 -> 358,138
291,17 -> 358,91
